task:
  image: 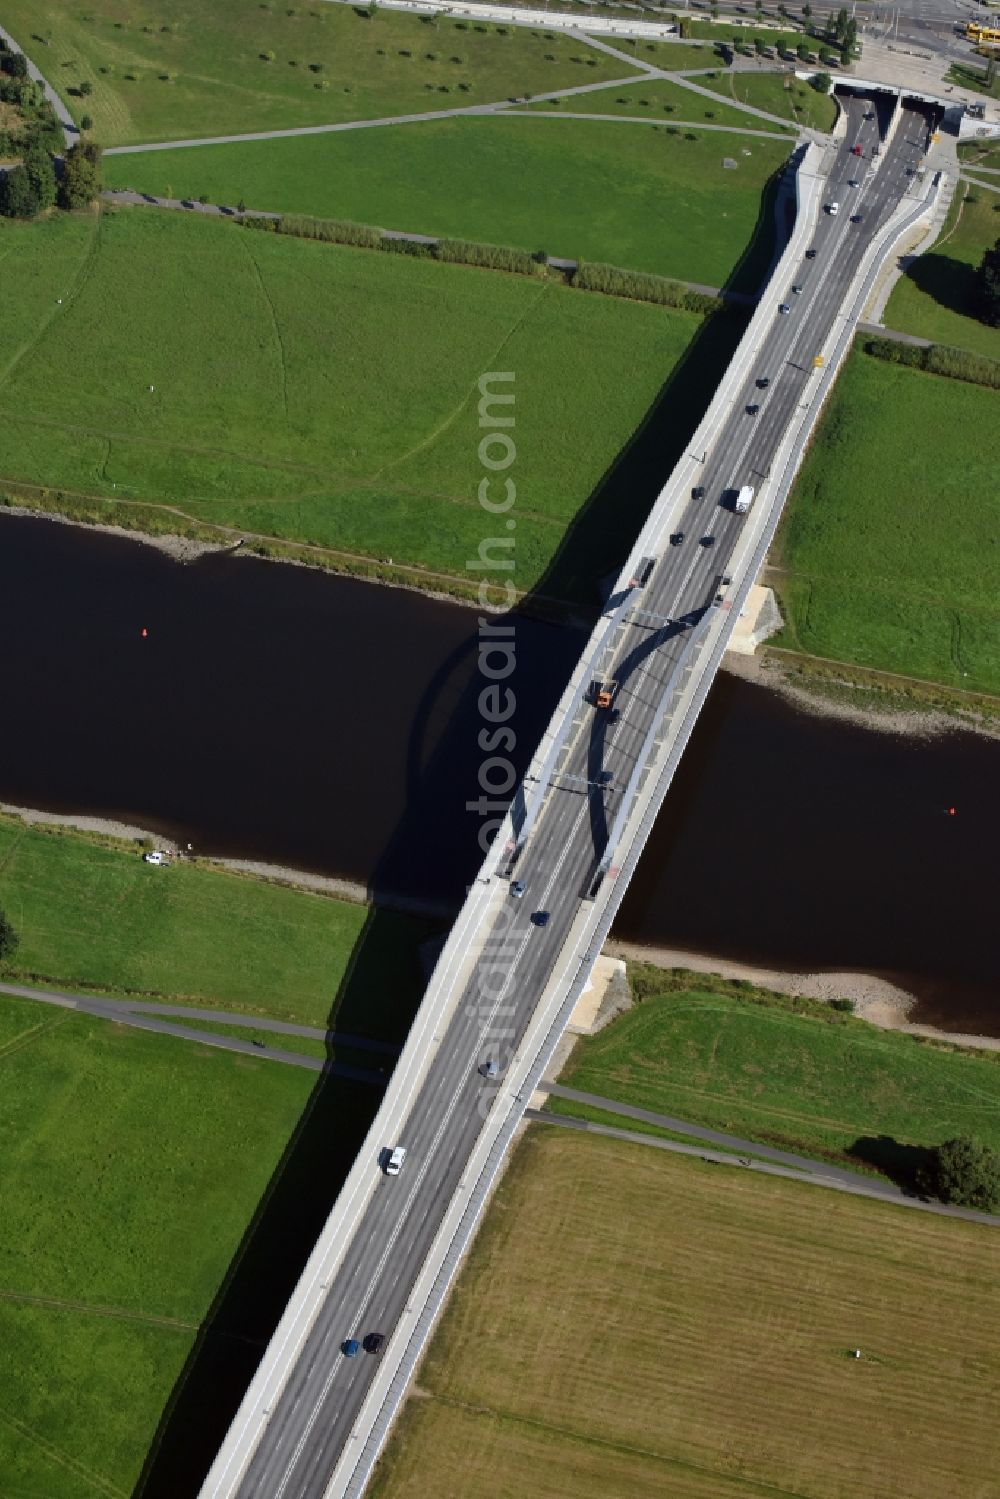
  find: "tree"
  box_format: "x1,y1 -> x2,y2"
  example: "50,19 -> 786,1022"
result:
796,41 -> 810,61
0,907 -> 18,963
56,137 -> 102,210
78,78 -> 93,96
977,236 -> 1000,326
810,70 -> 832,92
80,113 -> 93,130
0,164 -> 39,218
23,143 -> 56,210
918,1137 -> 1000,1212
839,44 -> 851,69
1,50 -> 28,79
237,197 -> 247,215
834,5 -> 849,41
801,1 -> 811,17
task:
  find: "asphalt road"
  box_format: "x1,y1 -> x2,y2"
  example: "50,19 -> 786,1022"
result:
231,94 -> 935,1499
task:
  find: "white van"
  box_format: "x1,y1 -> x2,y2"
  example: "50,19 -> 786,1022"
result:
385,1146 -> 407,1176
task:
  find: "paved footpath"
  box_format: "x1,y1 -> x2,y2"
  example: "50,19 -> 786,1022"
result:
0,979 -> 397,1082
534,1083 -> 1000,1225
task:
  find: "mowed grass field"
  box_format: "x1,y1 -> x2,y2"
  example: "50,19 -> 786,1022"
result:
1,0 -> 634,144
521,76 -> 792,132
0,987 -> 321,1498
885,187 -> 1000,361
552,970 -> 1000,1165
771,348 -> 1000,693
102,117 -> 790,286
0,208 -> 705,592
697,67 -> 838,131
370,1128 -> 1000,1499
0,815 -> 432,1035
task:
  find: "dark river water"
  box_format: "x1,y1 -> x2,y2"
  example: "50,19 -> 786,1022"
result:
3,517 -> 997,1035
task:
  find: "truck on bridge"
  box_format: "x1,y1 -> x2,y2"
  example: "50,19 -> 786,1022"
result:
734,485 -> 755,515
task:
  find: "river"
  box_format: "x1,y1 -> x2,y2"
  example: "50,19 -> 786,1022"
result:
3,516 -> 997,1036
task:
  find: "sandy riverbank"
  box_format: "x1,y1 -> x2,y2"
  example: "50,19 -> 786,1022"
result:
605,936 -> 1000,1054
722,650 -> 1000,742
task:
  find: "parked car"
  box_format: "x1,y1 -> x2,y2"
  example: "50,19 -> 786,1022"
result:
828,201 -> 840,215
143,850 -> 169,866
805,248 -> 817,259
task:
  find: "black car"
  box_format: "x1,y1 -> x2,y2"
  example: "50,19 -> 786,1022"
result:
756,376 -> 770,389
533,910 -> 551,928
700,535 -> 715,548
746,403 -> 759,416
692,485 -> 705,500
850,213 -> 862,223
363,1333 -> 386,1355
805,248 -> 817,260
670,531 -> 685,546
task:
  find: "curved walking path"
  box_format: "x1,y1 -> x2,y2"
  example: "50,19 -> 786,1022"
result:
0,22 -> 75,147
532,1085 -> 1000,1225
0,979 -> 397,1081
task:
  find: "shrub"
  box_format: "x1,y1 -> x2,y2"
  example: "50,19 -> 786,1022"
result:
80,113 -> 93,130
435,238 -> 545,275
862,334 -> 1000,390
573,261 -> 721,312
78,78 -> 93,95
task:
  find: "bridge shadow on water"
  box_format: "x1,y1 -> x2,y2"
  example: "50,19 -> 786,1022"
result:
133,222 -> 766,1496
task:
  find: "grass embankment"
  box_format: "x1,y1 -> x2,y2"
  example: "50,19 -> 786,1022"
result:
770,346 -> 1000,693
551,966 -> 1000,1168
0,985 -> 324,1498
697,67 -> 838,130
959,141 -> 1000,172
947,60 -> 1000,101
102,116 -> 789,286
0,814 -> 431,1037
0,0 -> 634,144
370,1129 -> 1000,1499
0,208 -> 706,596
521,75 -> 793,131
885,186 -> 1000,361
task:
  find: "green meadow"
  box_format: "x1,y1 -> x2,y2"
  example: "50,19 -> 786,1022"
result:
1,0 -> 633,143
0,207 -> 705,595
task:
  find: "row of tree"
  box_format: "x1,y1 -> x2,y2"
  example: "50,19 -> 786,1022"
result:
0,139 -> 102,219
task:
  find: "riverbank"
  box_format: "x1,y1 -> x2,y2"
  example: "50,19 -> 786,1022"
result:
0,804 -> 455,921
5,802 -> 996,1054
723,649 -> 1000,741
605,937 -> 1000,1054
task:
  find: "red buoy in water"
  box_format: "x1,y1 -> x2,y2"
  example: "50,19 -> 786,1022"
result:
947,806 -> 956,816
140,627 -> 148,639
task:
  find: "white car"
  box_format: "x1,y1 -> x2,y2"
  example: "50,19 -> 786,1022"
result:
827,202 -> 840,216
385,1146 -> 407,1176
143,850 -> 169,866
